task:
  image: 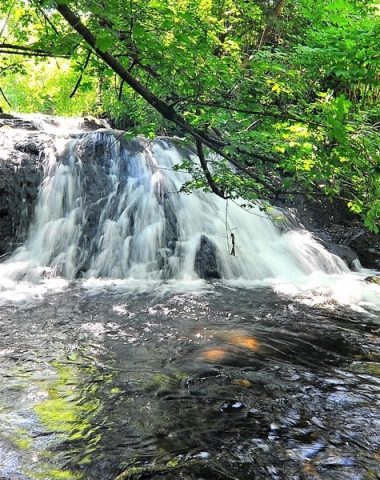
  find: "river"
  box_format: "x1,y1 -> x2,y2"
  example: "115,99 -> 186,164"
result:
0,115 -> 379,479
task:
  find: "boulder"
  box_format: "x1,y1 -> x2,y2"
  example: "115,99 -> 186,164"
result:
194,235 -> 220,279
82,116 -> 108,131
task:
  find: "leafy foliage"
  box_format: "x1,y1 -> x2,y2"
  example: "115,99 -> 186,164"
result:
0,0 -> 379,230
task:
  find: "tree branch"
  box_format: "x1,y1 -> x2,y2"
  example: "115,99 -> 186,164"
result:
0,43 -> 69,58
0,86 -> 12,107
190,100 -> 322,127
196,140 -> 228,198
54,2 -> 276,194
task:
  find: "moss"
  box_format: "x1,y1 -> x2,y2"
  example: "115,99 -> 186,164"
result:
25,466 -> 83,480
12,428 -> 33,450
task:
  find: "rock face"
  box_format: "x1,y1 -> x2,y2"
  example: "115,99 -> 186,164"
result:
288,196 -> 380,270
0,113 -> 37,131
0,123 -> 45,255
365,276 -> 380,285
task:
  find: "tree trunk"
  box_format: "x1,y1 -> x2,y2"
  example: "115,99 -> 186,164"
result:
257,0 -> 286,50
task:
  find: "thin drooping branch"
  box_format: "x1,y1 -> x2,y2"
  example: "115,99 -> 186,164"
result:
196,140 -> 228,198
118,79 -> 125,100
0,43 -> 69,58
0,86 -> 12,107
36,6 -> 60,35
54,2 -> 277,194
189,100 -> 322,127
69,49 -> 92,98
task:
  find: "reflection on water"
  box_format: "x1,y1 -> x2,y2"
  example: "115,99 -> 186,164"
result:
0,284 -> 379,479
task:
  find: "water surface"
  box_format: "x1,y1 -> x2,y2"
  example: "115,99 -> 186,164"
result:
0,283 -> 379,479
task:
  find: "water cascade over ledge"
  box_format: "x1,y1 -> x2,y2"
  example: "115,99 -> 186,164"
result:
0,116 -> 379,309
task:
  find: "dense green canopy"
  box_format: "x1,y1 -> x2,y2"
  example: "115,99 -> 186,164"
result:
0,0 -> 379,230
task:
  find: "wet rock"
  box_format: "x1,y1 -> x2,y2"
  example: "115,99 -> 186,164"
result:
282,195 -> 380,269
82,116 -> 108,131
365,276 -> 380,285
219,400 -> 246,413
346,230 -> 380,270
0,133 -> 44,255
323,242 -> 360,269
0,112 -> 15,119
194,235 -> 220,279
0,113 -> 37,130
247,408 -> 260,417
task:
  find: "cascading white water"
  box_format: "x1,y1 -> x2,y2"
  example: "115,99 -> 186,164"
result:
0,118 -> 379,309
0,129 -> 347,280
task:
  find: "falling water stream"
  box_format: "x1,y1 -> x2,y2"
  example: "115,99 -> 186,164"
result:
0,116 -> 379,479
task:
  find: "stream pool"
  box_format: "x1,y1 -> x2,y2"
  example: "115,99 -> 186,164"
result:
0,281 -> 379,480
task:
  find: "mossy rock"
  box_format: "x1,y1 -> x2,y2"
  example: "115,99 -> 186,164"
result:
365,276 -> 380,285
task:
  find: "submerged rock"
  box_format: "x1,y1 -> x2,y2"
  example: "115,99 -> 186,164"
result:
365,276 -> 380,285
219,400 -> 246,413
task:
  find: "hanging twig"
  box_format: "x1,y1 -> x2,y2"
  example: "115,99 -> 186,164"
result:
37,6 -> 60,35
230,232 -> 236,256
69,49 -> 92,98
118,79 -> 125,100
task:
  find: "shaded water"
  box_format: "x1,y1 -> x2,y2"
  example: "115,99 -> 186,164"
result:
0,283 -> 379,480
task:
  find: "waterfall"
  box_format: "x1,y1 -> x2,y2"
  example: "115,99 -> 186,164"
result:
0,118 -> 378,309
0,128 -> 347,281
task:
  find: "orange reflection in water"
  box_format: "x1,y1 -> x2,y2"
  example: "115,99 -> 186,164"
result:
200,348 -> 227,362
224,332 -> 260,352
